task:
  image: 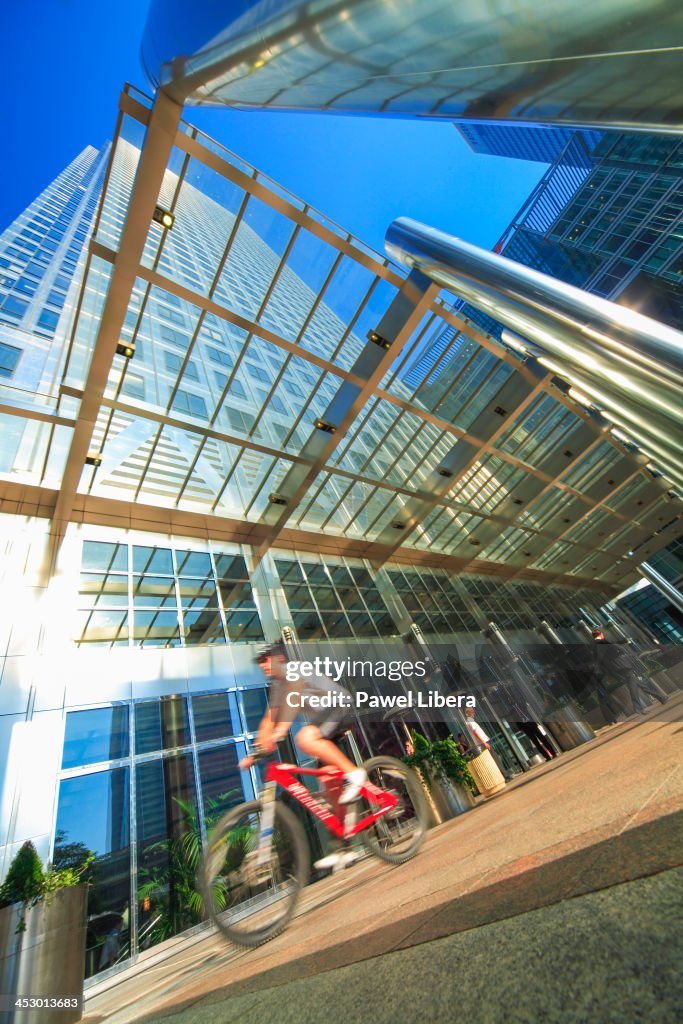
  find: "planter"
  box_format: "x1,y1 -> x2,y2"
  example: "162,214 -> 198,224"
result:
467,748 -> 506,796
420,776 -> 475,826
0,885 -> 87,1024
402,731 -> 476,825
545,705 -> 595,750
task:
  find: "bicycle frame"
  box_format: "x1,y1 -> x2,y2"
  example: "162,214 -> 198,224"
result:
261,761 -> 398,839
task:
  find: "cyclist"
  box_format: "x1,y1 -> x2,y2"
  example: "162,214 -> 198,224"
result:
239,643 -> 367,867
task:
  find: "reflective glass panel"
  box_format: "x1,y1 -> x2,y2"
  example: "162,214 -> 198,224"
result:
54,768 -> 130,978
62,706 -> 129,768
135,697 -> 190,754
192,693 -> 233,743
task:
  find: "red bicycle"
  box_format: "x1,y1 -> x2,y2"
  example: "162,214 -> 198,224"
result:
200,751 -> 428,947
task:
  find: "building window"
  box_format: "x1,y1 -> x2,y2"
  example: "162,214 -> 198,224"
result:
0,341 -> 21,378
0,295 -> 29,320
159,325 -> 189,349
226,408 -> 257,434
246,362 -> 271,383
37,308 -> 60,332
157,305 -> 186,326
172,390 -> 208,419
62,706 -> 129,768
53,768 -> 130,978
164,351 -> 181,375
208,347 -> 233,367
121,372 -> 145,401
77,543 -> 264,648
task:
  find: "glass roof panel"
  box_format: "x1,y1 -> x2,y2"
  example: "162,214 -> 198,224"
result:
560,440 -> 622,493
243,454 -> 299,518
333,276 -> 400,372
603,474 -> 659,513
95,121 -> 146,252
0,412 -> 70,486
297,255 -> 380,368
420,509 -> 484,553
213,193 -> 296,320
495,396 -> 583,467
28,99 -> 670,589
62,256 -> 113,389
150,156 -> 249,296
519,487 -> 579,530
379,312 -> 453,395
259,227 -> 341,342
479,526 -> 539,562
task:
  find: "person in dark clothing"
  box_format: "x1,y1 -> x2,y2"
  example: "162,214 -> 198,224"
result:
496,683 -> 555,761
591,628 -> 667,715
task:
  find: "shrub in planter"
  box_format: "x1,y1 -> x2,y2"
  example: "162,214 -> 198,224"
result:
1,842 -> 93,1023
403,730 -> 475,793
0,840 -> 93,932
0,842 -> 44,919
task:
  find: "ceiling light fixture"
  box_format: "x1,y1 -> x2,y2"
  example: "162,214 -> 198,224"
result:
152,205 -> 175,230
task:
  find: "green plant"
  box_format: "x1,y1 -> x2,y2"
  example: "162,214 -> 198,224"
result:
137,791 -> 240,946
0,839 -> 93,932
0,841 -> 44,909
403,731 -> 475,793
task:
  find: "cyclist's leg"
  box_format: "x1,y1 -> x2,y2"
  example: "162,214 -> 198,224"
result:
298,710 -> 368,804
295,723 -> 357,773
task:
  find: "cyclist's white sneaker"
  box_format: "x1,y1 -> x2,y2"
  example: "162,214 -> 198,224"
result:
314,849 -> 360,872
339,769 -> 367,804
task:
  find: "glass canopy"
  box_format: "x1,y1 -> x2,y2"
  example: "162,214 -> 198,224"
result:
1,86 -> 677,595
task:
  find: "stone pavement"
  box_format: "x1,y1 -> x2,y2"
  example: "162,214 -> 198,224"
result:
83,697 -> 683,1024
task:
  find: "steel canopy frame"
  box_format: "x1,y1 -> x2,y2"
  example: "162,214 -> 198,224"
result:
34,87 -> 679,594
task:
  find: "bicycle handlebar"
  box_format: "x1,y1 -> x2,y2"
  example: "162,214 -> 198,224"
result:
248,743 -> 276,764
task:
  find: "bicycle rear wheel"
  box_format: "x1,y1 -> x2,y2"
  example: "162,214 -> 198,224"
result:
201,799 -> 309,947
359,756 -> 429,864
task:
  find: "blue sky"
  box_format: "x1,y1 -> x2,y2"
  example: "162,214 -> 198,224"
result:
3,1 -> 547,255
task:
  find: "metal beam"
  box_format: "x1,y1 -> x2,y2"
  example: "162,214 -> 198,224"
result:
637,562 -> 683,615
251,269 -> 440,561
0,479 -> 619,595
386,218 -> 683,481
43,91 -> 183,581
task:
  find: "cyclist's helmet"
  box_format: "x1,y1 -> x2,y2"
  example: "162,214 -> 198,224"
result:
255,642 -> 286,664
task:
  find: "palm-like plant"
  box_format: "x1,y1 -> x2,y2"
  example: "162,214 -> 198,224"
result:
137,791 -> 240,946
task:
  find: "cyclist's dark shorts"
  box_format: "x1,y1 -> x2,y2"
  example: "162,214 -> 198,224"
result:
306,703 -> 355,740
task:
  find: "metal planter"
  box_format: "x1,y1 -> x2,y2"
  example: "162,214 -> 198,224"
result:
0,885 -> 87,1024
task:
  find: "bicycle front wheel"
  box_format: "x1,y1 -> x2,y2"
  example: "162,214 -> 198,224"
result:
201,799 -> 309,947
359,756 -> 429,864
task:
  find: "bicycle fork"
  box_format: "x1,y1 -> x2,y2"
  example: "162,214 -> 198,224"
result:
256,780 -> 277,867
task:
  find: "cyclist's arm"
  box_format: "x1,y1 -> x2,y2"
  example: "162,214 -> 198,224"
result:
239,685 -> 294,767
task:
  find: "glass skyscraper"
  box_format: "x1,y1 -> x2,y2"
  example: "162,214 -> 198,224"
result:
498,131 -> 683,328
456,123 -> 605,166
0,89 -> 678,981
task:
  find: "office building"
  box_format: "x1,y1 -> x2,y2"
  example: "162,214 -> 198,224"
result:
499,131 -> 683,326
0,89 -> 678,979
455,123 -> 604,165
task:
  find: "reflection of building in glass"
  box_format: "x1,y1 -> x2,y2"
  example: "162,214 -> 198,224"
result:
456,123 -> 604,165
0,92 -> 679,981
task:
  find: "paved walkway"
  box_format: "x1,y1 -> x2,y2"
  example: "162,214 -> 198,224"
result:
84,697 -> 683,1024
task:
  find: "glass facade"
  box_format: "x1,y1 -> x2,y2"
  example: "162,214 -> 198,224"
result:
54,686 -> 253,976
500,131 -> 683,329
76,541 -> 263,647
0,86 -> 678,986
456,124 -> 605,165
